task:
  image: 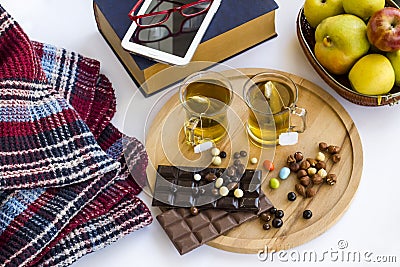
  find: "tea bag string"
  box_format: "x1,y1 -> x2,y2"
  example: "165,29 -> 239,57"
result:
199,112 -> 205,141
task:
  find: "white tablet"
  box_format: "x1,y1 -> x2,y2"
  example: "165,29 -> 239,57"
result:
121,0 -> 221,66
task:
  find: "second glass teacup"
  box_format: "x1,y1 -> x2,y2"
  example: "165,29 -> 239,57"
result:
243,72 -> 307,147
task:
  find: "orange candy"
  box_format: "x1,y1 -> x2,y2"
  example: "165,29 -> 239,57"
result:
263,160 -> 274,171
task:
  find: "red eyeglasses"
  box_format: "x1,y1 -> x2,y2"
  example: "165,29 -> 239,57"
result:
132,12 -> 205,43
128,0 -> 213,28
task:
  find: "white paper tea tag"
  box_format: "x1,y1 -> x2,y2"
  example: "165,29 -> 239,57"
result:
194,141 -> 214,153
279,132 -> 298,146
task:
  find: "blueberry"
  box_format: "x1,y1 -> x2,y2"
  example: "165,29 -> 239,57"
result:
272,218 -> 283,228
275,209 -> 284,219
303,209 -> 313,219
269,207 -> 277,214
287,192 -> 297,201
219,151 -> 227,158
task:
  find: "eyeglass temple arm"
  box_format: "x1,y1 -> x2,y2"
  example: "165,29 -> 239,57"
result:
128,0 -> 144,20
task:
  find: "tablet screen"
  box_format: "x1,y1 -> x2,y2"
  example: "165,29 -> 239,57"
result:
129,0 -> 208,58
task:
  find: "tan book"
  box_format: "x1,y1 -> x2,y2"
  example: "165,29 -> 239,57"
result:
93,0 -> 278,96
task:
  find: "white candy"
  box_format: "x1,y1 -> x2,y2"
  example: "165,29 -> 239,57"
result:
234,188 -> 244,198
212,156 -> 222,166
219,186 -> 229,196
194,173 -> 202,181
215,177 -> 224,188
318,168 -> 328,178
307,167 -> 317,176
316,152 -> 326,162
250,157 -> 258,164
211,147 -> 220,156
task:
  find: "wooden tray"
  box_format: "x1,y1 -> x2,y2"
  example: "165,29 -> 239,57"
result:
145,68 -> 363,254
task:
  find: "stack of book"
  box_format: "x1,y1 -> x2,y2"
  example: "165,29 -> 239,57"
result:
93,0 -> 279,96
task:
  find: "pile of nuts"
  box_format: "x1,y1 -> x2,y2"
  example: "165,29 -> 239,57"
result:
204,148 -> 248,198
288,142 -> 341,198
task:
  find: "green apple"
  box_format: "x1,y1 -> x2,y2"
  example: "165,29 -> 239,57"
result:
343,0 -> 385,20
304,0 -> 344,28
314,14 -> 370,75
386,50 -> 400,86
349,54 -> 394,95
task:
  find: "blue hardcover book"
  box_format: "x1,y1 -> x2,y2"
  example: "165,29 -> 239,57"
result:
93,0 -> 278,96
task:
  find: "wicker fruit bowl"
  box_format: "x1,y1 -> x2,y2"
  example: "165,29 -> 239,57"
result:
296,0 -> 400,106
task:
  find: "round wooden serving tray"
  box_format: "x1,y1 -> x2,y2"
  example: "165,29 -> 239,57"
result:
145,68 -> 363,254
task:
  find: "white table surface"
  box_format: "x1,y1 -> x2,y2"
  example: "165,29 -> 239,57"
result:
2,0 -> 400,266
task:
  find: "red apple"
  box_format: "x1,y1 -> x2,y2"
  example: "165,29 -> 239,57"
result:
367,7 -> 400,52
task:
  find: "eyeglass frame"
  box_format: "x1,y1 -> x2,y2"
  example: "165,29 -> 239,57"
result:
131,12 -> 205,43
128,0 -> 213,28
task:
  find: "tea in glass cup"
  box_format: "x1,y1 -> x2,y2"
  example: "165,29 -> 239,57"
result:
243,72 -> 307,147
179,71 -> 233,146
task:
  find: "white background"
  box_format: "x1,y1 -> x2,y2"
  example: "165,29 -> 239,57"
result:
2,0 -> 400,266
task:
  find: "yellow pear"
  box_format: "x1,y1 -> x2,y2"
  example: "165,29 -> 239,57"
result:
343,0 -> 385,20
304,0 -> 344,28
349,54 -> 394,95
387,50 -> 400,86
315,14 -> 370,75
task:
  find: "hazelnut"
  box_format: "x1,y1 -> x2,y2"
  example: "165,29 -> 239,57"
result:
297,169 -> 308,179
311,174 -> 323,185
316,161 -> 326,170
289,162 -> 300,172
294,152 -> 304,162
326,174 -> 337,185
332,154 -> 341,163
287,155 -> 296,165
226,166 -> 236,177
319,142 -> 328,151
327,145 -> 341,154
299,160 -> 311,170
307,158 -> 318,167
205,173 -> 217,182
300,176 -> 311,187
306,188 -> 316,198
295,184 -> 306,197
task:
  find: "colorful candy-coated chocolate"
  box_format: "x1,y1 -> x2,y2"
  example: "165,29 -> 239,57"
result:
278,167 -> 290,179
269,178 -> 280,189
263,160 -> 274,171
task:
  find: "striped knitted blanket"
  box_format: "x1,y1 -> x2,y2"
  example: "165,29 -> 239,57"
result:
0,5 -> 152,267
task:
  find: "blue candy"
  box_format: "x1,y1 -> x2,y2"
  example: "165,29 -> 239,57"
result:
279,167 -> 291,180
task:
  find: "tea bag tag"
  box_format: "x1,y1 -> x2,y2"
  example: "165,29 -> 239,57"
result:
194,141 -> 214,153
279,132 -> 298,146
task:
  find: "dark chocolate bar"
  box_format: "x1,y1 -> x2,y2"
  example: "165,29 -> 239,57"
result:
152,165 -> 261,211
156,194 -> 273,255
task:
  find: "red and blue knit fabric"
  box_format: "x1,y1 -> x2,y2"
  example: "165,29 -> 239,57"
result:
0,5 -> 152,267
0,7 -> 120,190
